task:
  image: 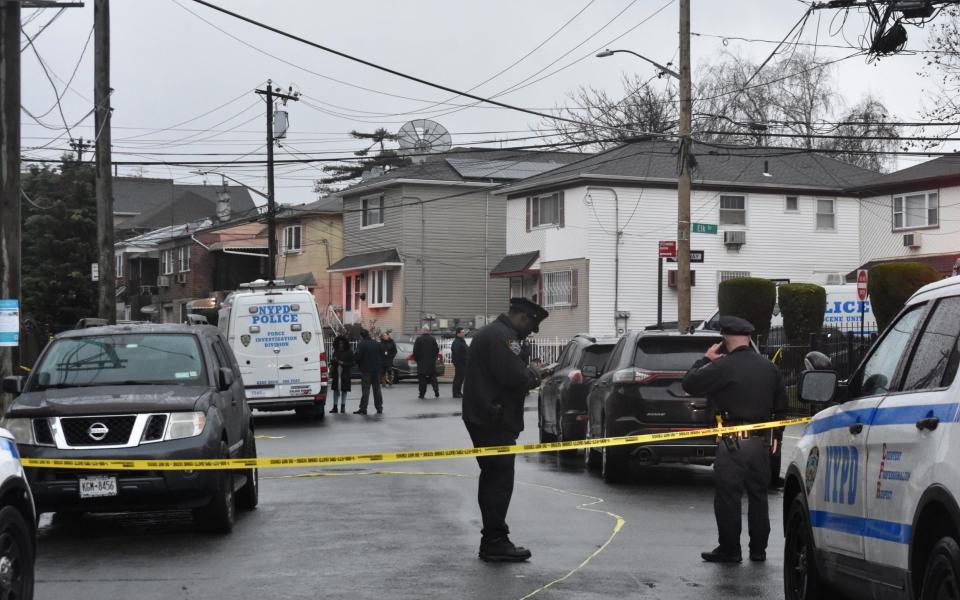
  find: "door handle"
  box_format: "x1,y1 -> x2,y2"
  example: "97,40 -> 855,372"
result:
279,364 -> 293,370
849,422 -> 863,435
916,416 -> 940,431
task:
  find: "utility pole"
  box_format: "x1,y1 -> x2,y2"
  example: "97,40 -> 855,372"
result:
0,0 -> 21,393
677,0 -> 692,332
69,136 -> 93,162
255,81 -> 299,282
95,0 -> 115,322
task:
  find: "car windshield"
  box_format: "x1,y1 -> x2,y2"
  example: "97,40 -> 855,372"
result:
31,333 -> 205,390
634,336 -> 720,371
581,345 -> 614,371
397,343 -> 413,354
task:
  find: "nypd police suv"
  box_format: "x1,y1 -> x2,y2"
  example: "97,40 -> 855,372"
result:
784,274 -> 960,600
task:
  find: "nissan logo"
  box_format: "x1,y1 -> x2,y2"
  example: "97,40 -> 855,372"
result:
87,422 -> 109,441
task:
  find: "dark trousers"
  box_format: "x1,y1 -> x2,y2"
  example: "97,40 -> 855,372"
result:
359,372 -> 383,412
418,372 -> 439,398
465,422 -> 517,542
452,364 -> 466,397
713,436 -> 771,554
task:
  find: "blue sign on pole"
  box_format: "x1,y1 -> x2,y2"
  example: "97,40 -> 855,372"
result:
0,299 -> 19,347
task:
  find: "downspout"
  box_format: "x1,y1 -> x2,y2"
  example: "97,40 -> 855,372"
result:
585,187 -> 620,333
321,238 -> 332,311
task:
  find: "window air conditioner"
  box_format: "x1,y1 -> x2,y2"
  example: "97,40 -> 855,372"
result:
903,233 -> 921,249
723,230 -> 747,246
157,275 -> 170,288
175,273 -> 188,284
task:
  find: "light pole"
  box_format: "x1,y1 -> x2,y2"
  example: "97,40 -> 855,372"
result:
595,49 -> 680,80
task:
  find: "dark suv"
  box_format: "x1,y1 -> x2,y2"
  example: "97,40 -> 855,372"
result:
538,334 -> 616,446
584,330 -> 723,482
1,324 -> 258,533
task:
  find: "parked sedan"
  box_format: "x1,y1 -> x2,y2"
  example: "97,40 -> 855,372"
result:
391,342 -> 446,382
538,334 -> 616,445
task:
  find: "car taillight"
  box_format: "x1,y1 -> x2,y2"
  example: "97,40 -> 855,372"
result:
319,351 -> 328,382
407,353 -> 415,361
568,369 -> 583,384
612,368 -> 685,385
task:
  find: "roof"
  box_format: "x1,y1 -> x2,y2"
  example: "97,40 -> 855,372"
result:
848,252 -> 960,279
56,323 -> 218,339
283,272 -> 318,287
497,139 -> 880,197
276,196 -> 343,221
490,251 -> 539,277
118,219 -> 212,251
113,177 -> 256,231
848,155 -> 960,193
327,248 -> 402,273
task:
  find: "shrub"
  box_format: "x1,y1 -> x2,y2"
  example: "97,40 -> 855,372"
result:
717,277 -> 777,339
778,283 -> 827,344
868,262 -> 941,330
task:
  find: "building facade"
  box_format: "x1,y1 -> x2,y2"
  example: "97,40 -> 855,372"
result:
273,196 -> 344,310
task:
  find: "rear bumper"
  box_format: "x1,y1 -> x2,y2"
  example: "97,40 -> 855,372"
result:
248,391 -> 326,411
609,417 -> 717,464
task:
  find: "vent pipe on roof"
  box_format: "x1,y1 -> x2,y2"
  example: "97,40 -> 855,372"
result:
216,178 -> 231,222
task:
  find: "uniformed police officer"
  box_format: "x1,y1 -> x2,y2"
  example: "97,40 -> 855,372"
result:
462,298 -> 548,562
681,316 -> 788,563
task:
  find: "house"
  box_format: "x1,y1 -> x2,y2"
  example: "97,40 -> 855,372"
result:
847,155 -> 960,279
326,148 -> 589,335
493,139 -> 878,338
273,195 -> 345,310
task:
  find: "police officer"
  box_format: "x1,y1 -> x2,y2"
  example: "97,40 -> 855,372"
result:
681,316 -> 788,563
462,298 -> 548,562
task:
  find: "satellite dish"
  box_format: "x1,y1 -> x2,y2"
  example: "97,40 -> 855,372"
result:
397,119 -> 452,157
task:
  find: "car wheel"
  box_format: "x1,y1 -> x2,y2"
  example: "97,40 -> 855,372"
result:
556,410 -> 578,458
784,496 -> 826,600
193,441 -> 236,534
584,414 -> 601,472
921,537 -> 960,600
538,399 -> 556,443
0,505 -> 35,600
237,430 -> 259,511
601,420 -> 628,483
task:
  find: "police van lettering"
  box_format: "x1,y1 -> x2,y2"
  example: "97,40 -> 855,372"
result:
254,331 -> 299,349
824,300 -> 872,324
823,446 -> 859,505
876,443 -> 909,500
251,304 -> 300,325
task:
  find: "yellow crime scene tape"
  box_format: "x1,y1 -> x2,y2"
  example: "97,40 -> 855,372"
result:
18,417 -> 811,471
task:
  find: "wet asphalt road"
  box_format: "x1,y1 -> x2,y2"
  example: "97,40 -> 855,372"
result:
33,383 -> 804,600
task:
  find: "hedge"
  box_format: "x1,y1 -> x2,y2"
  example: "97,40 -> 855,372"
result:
868,262 -> 941,331
717,277 -> 777,339
778,283 -> 827,344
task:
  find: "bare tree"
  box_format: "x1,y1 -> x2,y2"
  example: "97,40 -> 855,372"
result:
923,6 -> 960,127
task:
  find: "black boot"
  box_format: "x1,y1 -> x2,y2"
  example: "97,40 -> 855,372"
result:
479,537 -> 532,563
330,405 -> 338,414
701,546 -> 742,563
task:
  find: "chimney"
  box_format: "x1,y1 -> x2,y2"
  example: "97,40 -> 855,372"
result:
216,179 -> 231,222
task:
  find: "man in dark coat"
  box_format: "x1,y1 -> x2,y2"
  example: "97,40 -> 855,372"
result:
451,327 -> 469,399
353,329 -> 383,415
413,326 -> 440,399
462,298 -> 548,562
379,330 -> 398,387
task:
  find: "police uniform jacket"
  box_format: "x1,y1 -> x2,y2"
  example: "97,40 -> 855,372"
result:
681,345 -> 788,423
462,314 -> 540,435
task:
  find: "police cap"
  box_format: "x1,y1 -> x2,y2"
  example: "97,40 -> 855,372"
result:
509,297 -> 549,332
719,315 -> 755,336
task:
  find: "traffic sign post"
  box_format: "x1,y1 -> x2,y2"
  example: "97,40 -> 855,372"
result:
857,269 -> 868,338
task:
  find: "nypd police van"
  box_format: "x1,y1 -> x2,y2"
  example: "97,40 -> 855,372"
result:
784,274 -> 960,600
218,280 -> 328,421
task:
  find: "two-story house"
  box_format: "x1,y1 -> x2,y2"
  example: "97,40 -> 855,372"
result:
326,149 -> 589,335
274,196 -> 344,310
493,139 -> 878,338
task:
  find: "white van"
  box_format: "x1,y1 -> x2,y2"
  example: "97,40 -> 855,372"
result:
219,280 -> 328,421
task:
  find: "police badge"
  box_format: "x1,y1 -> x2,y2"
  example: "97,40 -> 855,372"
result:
301,331 -> 312,344
240,334 -> 251,347
508,340 -> 521,355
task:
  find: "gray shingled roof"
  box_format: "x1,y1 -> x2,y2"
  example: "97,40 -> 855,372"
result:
276,195 -> 343,221
113,177 -> 256,230
327,248 -> 402,272
498,140 -> 880,196
847,155 -> 960,192
490,251 -> 539,276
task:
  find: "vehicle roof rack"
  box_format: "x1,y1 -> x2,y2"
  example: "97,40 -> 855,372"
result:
238,279 -> 307,291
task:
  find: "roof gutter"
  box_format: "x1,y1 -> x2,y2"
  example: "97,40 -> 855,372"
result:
327,261 -> 404,274
343,179 -> 498,195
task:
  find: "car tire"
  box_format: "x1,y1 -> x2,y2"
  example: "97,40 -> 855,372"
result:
784,496 -> 826,600
538,399 -> 556,443
921,537 -> 960,600
0,505 -> 35,600
193,441 -> 236,534
237,430 -> 259,511
601,421 -> 628,483
556,410 -> 578,458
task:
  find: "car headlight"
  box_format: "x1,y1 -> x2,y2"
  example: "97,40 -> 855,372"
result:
1,418 -> 35,445
165,412 -> 206,441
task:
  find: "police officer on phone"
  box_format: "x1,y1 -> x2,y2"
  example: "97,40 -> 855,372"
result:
681,316 -> 788,564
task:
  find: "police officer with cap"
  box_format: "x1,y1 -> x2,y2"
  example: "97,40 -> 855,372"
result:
681,315 -> 788,563
462,297 -> 548,562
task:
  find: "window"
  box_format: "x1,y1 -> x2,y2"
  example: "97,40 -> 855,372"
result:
785,196 -> 799,212
368,269 -> 393,307
283,225 -> 302,253
719,195 -> 746,226
902,297 -> 960,391
115,254 -> 124,278
362,196 -> 384,227
816,199 -> 835,231
526,193 -> 564,229
177,245 -> 191,272
718,270 -> 750,282
634,336 -> 719,371
893,191 -> 939,230
344,275 -> 353,312
857,304 -> 926,397
161,249 -> 174,275
543,270 -> 577,308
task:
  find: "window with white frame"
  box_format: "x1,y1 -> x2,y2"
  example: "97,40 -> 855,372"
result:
362,196 -> 384,227
115,254 -> 123,278
528,193 -> 563,229
161,249 -> 174,275
178,245 -> 191,272
718,270 -> 751,282
785,196 -> 799,212
368,269 -> 393,307
719,195 -> 746,226
816,199 -> 836,230
283,224 -> 302,253
893,191 -> 939,230
543,270 -> 574,307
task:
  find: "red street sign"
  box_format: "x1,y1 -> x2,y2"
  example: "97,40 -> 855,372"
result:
857,269 -> 869,301
658,240 -> 677,258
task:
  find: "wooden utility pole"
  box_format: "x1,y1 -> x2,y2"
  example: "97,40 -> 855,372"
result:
677,0 -> 692,332
95,0 -> 115,322
0,0 -> 21,390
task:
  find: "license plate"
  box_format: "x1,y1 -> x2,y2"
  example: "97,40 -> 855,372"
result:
79,476 -> 118,499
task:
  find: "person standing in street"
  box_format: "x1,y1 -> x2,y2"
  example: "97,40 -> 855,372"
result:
413,326 -> 440,399
681,316 -> 788,564
354,329 -> 384,415
451,327 -> 468,399
462,298 -> 548,562
329,335 -> 354,414
379,330 -> 398,387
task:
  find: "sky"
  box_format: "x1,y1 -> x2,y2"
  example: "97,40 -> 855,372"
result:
20,0 -> 950,206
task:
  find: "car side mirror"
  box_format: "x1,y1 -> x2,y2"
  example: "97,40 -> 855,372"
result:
798,370 -> 838,404
218,368 -> 235,391
1,376 -> 24,396
582,365 -> 598,378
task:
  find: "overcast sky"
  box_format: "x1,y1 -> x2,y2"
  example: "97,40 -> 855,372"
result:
21,0 -> 946,205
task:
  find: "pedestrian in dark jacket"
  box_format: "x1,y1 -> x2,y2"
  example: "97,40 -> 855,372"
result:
379,330 -> 398,387
413,326 -> 440,399
329,335 -> 354,413
462,298 -> 548,563
353,329 -> 383,415
451,327 -> 469,399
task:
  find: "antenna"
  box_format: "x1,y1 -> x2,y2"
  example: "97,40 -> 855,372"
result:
397,119 -> 452,162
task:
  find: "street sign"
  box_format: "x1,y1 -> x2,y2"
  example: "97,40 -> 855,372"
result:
692,223 -> 718,234
856,269 -> 869,301
0,299 -> 19,347
91,263 -> 99,282
667,250 -> 705,263
658,240 -> 677,258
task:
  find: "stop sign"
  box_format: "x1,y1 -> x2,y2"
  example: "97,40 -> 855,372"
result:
857,269 -> 869,301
